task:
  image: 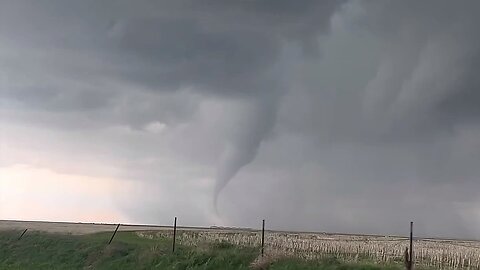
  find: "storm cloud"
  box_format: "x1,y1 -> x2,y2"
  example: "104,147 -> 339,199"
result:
1,0 -> 480,239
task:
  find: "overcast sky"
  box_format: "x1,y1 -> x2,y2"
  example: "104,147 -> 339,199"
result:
1,0 -> 480,239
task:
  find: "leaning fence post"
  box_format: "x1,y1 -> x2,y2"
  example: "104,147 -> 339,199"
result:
108,223 -> 121,245
172,217 -> 177,253
18,229 -> 28,240
261,219 -> 265,257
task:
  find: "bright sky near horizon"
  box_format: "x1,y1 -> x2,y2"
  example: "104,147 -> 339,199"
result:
0,164 -> 130,223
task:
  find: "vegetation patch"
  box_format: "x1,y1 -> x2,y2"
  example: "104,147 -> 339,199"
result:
0,230 -> 433,269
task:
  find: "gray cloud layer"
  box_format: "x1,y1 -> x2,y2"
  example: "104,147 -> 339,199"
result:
1,0 -> 479,239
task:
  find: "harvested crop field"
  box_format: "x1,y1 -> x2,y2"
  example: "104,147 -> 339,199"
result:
139,230 -> 480,269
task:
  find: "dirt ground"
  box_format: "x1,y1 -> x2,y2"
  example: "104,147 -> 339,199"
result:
0,220 -> 174,235
0,220 -> 257,235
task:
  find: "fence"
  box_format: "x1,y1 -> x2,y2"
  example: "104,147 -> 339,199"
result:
13,219 -> 480,269
135,219 -> 480,269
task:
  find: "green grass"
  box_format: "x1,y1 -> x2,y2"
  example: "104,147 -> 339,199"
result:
0,230 -> 405,270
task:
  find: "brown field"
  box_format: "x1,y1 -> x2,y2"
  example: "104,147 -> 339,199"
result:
2,220 -> 480,269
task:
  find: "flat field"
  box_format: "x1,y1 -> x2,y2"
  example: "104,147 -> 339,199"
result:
1,220 -> 479,269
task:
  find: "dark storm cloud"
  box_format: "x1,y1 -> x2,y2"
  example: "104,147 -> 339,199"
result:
0,0 -> 342,129
1,0 -> 342,97
360,0 -> 480,136
2,0 -> 480,238
211,0 -> 480,238
109,18 -> 278,95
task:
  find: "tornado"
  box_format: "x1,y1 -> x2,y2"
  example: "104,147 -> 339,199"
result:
213,95 -> 278,213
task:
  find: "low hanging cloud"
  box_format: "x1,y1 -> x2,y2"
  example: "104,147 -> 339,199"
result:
1,0 -> 480,238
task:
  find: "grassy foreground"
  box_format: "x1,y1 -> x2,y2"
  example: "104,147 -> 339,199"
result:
0,230 -> 403,270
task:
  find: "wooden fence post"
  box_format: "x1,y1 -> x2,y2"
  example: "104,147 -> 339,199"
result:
108,224 -> 121,245
18,229 -> 28,240
172,217 -> 177,253
409,222 -> 414,269
405,222 -> 414,270
261,219 -> 265,257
